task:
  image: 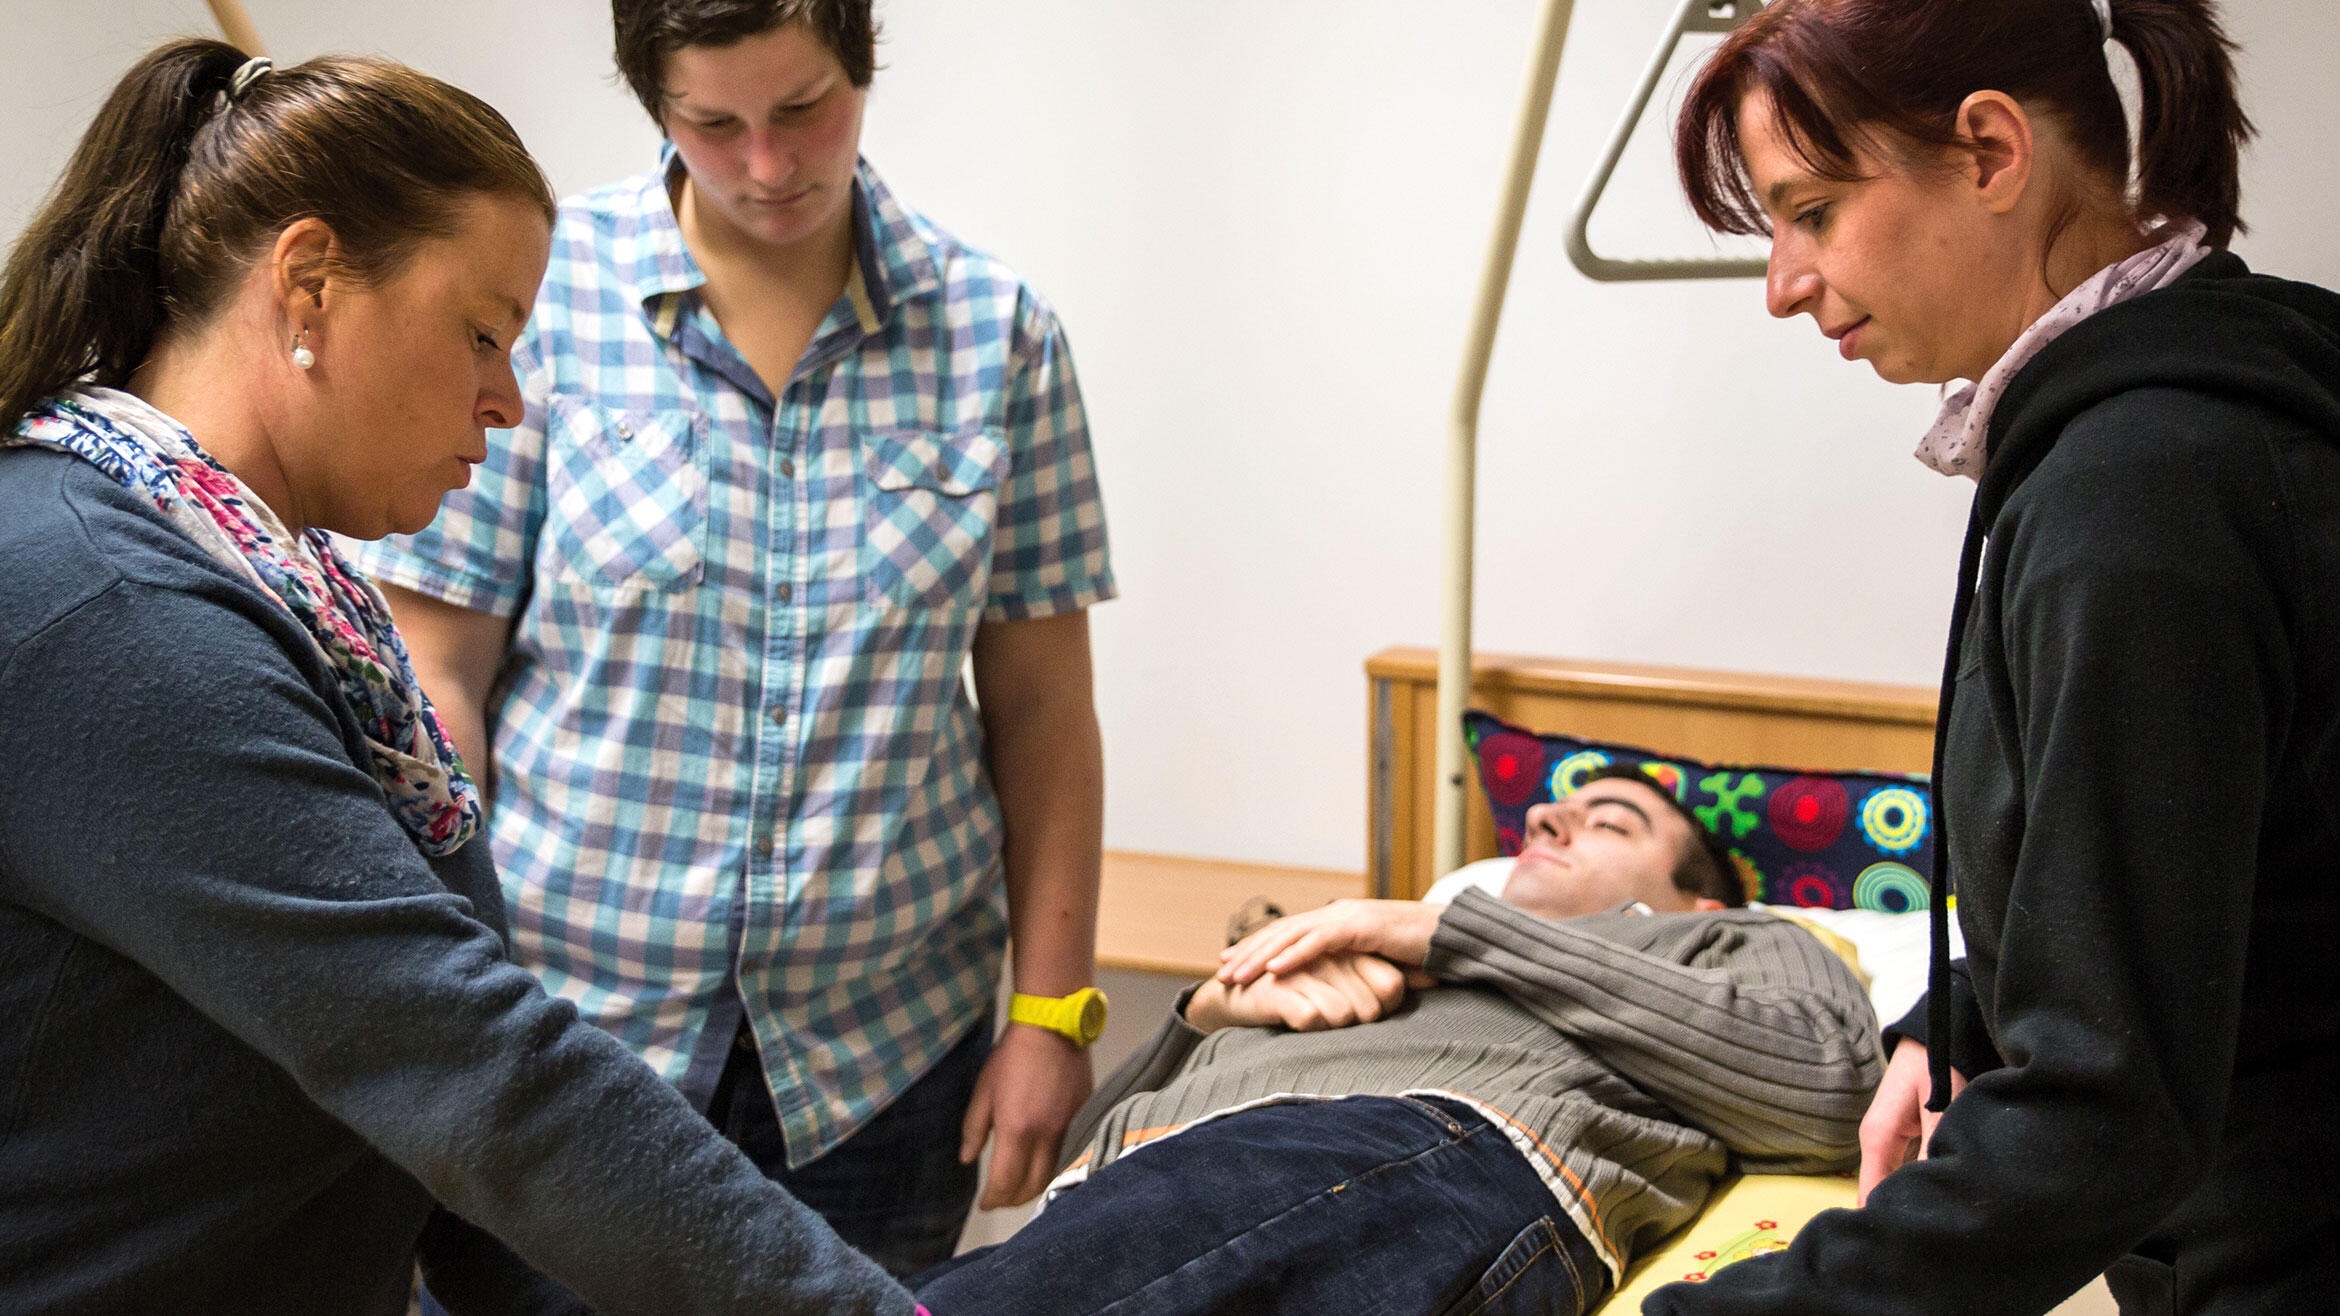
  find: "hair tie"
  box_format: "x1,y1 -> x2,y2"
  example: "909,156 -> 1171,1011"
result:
226,55 -> 274,104
2091,0 -> 2115,42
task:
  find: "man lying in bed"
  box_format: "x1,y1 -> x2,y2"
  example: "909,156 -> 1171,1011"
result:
916,768 -> 1882,1316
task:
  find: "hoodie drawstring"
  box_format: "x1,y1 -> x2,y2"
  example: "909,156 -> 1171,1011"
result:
1925,501 -> 1989,1111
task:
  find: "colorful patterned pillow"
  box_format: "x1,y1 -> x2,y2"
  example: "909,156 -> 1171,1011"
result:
1462,710 -> 1934,911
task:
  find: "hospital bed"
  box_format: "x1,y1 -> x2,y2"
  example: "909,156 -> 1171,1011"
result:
1367,646 -> 1939,1304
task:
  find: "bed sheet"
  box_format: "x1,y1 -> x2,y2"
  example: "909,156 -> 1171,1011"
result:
1602,1172 -> 1860,1308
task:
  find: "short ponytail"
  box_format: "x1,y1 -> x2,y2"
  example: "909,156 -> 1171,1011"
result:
0,39 -> 247,436
1678,0 -> 2256,250
2112,0 -> 2255,248
0,39 -> 553,434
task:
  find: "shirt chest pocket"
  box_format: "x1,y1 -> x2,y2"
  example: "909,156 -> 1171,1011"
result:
861,427 -> 1008,610
543,398 -> 708,592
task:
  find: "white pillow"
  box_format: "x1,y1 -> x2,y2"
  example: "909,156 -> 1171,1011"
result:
1423,857 -> 1960,1024
1748,901 -> 1963,1026
1422,857 -> 1517,907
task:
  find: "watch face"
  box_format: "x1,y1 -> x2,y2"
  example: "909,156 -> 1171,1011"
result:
1078,993 -> 1107,1040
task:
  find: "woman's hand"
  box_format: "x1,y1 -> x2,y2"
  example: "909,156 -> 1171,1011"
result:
1217,899 -> 1442,986
1186,951 -> 1412,1034
1857,1038 -> 1968,1205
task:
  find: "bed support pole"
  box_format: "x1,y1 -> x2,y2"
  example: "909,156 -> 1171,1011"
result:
205,0 -> 269,56
1434,0 -> 1768,877
1433,0 -> 1580,878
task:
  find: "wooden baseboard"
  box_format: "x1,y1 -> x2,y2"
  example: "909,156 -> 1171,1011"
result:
1096,849 -> 1365,978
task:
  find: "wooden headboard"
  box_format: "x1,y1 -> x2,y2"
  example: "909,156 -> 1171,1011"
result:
1365,647 -> 1938,899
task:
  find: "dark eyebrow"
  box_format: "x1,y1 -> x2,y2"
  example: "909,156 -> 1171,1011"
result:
1581,794 -> 1653,829
779,74 -> 830,102
662,71 -> 828,114
1764,176 -> 1811,213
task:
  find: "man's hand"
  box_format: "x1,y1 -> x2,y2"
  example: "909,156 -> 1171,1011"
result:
1856,1038 -> 1968,1206
1186,951 -> 1412,1034
1217,899 -> 1442,986
958,1024 -> 1093,1211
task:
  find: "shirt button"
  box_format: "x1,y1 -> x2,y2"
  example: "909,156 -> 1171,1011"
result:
755,833 -> 774,859
777,582 -> 793,603
769,705 -> 787,725
614,418 -> 634,441
780,458 -> 796,479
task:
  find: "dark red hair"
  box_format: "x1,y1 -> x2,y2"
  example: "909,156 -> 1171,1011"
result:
1675,0 -> 2254,248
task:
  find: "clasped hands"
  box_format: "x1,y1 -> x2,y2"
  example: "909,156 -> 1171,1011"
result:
1187,899 -> 1443,1034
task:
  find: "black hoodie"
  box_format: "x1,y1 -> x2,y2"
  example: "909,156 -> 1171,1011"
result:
1650,252 -> 2340,1314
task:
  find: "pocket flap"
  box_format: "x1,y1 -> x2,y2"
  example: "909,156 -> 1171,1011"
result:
549,397 -> 687,456
541,395 -> 706,590
864,428 -> 1008,496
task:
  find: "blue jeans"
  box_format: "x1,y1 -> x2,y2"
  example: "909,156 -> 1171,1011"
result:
709,1017 -> 991,1279
915,1094 -> 1609,1316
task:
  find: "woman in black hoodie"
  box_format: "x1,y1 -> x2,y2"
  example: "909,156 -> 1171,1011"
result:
1654,1 -> 2339,1313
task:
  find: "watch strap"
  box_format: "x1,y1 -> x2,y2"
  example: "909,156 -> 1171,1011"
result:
1009,988 -> 1105,1046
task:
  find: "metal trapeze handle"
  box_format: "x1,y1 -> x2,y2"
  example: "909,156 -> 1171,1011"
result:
1564,0 -> 1769,283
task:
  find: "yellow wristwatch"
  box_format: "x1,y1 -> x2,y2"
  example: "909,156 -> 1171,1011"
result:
1008,987 -> 1109,1047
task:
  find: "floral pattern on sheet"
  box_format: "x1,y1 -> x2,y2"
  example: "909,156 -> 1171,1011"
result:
7,389 -> 481,856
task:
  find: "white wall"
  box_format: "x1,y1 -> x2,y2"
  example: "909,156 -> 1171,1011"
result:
12,0 -> 2338,871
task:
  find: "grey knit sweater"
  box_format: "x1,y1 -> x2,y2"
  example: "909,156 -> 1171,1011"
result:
1061,893 -> 1882,1277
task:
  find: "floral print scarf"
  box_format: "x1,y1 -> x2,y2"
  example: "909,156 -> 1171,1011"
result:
7,387 -> 481,856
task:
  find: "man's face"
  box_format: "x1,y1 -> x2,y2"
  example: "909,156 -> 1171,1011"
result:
1500,777 -> 1717,920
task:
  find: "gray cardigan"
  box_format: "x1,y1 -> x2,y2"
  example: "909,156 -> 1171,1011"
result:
0,449 -> 911,1315
1064,895 -> 1882,1274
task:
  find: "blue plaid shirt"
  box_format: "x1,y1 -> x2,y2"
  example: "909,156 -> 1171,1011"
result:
350,154 -> 1113,1163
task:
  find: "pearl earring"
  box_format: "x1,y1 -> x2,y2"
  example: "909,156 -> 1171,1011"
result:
291,331 -> 315,370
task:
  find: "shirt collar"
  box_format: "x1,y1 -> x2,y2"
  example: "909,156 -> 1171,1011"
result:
624,144 -> 940,338
849,156 -> 941,328
620,141 -> 704,312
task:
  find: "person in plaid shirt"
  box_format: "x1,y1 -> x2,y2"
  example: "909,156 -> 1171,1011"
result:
355,0 -> 1114,1277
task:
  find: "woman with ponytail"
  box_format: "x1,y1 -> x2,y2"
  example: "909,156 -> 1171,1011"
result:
0,39 -> 919,1316
1659,1 -> 2339,1312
